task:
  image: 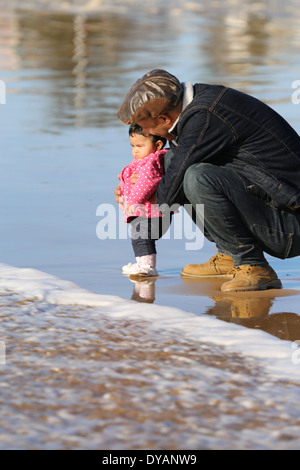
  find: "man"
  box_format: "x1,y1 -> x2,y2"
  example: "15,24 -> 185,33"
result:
116,69 -> 300,292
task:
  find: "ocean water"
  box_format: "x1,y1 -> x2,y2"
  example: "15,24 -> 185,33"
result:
1,0 -> 300,450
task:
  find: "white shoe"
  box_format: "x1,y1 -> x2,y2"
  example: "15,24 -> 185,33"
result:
122,262 -> 139,275
136,265 -> 158,277
122,263 -> 158,277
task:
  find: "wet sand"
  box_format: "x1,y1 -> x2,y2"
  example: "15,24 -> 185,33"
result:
118,266 -> 300,343
1,289 -> 300,450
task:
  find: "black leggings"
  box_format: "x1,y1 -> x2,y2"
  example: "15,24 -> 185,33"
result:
130,216 -> 170,257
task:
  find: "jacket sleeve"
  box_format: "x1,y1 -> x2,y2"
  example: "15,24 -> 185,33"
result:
120,164 -> 132,198
157,109 -> 237,207
127,155 -> 164,206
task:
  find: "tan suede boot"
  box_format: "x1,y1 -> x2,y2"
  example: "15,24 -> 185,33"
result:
181,253 -> 235,278
221,265 -> 282,292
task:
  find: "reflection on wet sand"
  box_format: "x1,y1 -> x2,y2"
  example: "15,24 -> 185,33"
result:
130,276 -> 300,342
130,277 -> 156,304
208,294 -> 300,342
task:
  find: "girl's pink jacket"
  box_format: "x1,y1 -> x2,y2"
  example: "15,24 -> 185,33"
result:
120,149 -> 167,222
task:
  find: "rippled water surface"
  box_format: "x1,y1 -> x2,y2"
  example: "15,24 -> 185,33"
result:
1,0 -> 300,450
0,0 -> 299,283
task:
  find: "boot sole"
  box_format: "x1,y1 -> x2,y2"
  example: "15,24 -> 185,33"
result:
181,270 -> 234,279
130,273 -> 159,281
221,279 -> 282,293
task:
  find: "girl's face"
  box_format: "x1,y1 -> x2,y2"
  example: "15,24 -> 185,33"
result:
129,133 -> 161,161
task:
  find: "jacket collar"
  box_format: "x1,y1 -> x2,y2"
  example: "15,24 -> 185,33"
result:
169,82 -> 194,143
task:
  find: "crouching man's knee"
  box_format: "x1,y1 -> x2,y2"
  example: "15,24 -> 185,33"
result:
183,163 -> 215,201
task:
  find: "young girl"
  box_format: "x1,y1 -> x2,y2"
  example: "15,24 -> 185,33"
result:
120,124 -> 168,277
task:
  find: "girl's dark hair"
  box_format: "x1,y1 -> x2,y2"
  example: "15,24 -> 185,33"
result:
129,123 -> 167,148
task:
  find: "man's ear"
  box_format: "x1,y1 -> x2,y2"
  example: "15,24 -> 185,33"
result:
157,114 -> 172,125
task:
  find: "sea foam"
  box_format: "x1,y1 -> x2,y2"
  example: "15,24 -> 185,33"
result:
0,262 -> 299,383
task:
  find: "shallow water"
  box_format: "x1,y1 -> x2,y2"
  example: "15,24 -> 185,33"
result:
1,0 -> 300,286
1,0 -> 300,450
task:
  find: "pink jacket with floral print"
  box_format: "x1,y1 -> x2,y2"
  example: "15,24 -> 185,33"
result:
120,149 -> 167,222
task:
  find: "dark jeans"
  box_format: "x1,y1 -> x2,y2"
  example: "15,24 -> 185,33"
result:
181,162 -> 300,266
130,216 -> 170,257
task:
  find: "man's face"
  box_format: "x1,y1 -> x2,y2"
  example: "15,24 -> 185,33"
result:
136,115 -> 177,141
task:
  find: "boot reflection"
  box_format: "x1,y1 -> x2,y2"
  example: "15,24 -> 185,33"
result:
207,294 -> 300,341
130,276 -> 156,304
212,295 -> 272,319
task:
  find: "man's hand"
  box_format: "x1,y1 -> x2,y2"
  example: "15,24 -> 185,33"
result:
126,204 -> 136,215
114,174 -> 122,204
115,174 -> 125,211
148,192 -> 157,204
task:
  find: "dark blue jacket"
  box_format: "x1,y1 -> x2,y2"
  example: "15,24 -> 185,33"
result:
157,84 -> 300,210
